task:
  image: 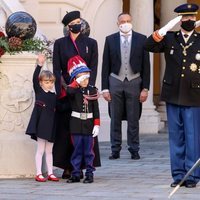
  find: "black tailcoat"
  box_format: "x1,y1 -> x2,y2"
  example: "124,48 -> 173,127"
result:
102,31 -> 150,91
145,31 -> 200,106
26,66 -> 56,142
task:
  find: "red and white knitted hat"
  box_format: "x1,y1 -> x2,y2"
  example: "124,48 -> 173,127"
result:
67,55 -> 90,82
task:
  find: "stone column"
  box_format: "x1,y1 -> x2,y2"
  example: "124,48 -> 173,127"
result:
0,53 -> 38,178
130,0 -> 163,133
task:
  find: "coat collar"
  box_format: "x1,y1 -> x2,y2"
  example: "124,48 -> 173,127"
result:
176,30 -> 198,45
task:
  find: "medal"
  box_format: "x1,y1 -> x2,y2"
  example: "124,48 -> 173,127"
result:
195,53 -> 200,60
190,63 -> 197,72
180,42 -> 193,56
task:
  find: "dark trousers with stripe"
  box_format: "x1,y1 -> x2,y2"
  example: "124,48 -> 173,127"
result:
71,135 -> 95,177
166,103 -> 200,182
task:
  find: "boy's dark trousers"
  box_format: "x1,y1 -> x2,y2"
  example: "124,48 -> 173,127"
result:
71,135 -> 95,177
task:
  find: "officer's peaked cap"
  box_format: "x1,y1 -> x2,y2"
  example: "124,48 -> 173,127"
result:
174,3 -> 199,15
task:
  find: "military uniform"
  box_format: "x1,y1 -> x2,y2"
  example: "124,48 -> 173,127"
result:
145,4 -> 200,186
67,85 -> 100,178
145,30 -> 200,106
68,85 -> 100,135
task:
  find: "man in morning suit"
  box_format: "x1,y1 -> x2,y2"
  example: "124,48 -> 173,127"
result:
145,3 -> 200,188
101,13 -> 150,160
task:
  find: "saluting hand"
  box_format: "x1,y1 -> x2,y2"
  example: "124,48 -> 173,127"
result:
158,16 -> 182,36
195,20 -> 200,28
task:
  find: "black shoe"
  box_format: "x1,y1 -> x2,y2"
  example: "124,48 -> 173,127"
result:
83,176 -> 93,183
62,169 -> 71,179
170,180 -> 185,187
67,176 -> 80,183
80,170 -> 84,179
109,153 -> 120,160
185,180 -> 196,188
131,152 -> 140,160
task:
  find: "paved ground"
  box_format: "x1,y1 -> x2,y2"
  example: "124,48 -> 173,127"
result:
0,133 -> 200,200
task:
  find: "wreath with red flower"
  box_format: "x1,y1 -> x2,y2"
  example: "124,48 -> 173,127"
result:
0,30 -> 53,62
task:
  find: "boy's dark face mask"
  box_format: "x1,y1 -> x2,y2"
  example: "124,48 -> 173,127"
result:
68,23 -> 81,34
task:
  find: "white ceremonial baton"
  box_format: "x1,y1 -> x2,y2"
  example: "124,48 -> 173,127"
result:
168,158 -> 200,199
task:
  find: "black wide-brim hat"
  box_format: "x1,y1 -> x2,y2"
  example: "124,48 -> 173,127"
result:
62,11 -> 80,26
174,3 -> 199,15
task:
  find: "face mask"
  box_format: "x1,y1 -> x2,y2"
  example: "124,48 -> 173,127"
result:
119,23 -> 132,33
68,23 -> 81,34
181,20 -> 195,32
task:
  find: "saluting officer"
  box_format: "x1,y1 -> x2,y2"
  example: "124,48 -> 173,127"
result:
145,3 -> 200,188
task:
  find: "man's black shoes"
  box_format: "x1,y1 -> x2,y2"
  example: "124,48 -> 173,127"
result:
109,152 -> 140,160
170,179 -> 197,188
170,180 -> 184,187
83,176 -> 94,183
131,152 -> 140,160
185,180 -> 196,188
109,153 -> 120,160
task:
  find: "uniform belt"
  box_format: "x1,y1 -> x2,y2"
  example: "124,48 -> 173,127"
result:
71,111 -> 93,120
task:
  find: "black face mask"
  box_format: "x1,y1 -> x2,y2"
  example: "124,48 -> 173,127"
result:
68,23 -> 81,34
181,20 -> 195,32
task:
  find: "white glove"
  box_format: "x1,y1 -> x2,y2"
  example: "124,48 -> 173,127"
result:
76,74 -> 90,84
195,20 -> 200,28
158,16 -> 182,36
92,125 -> 99,137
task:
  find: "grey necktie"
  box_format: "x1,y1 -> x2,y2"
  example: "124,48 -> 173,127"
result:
122,35 -> 129,48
